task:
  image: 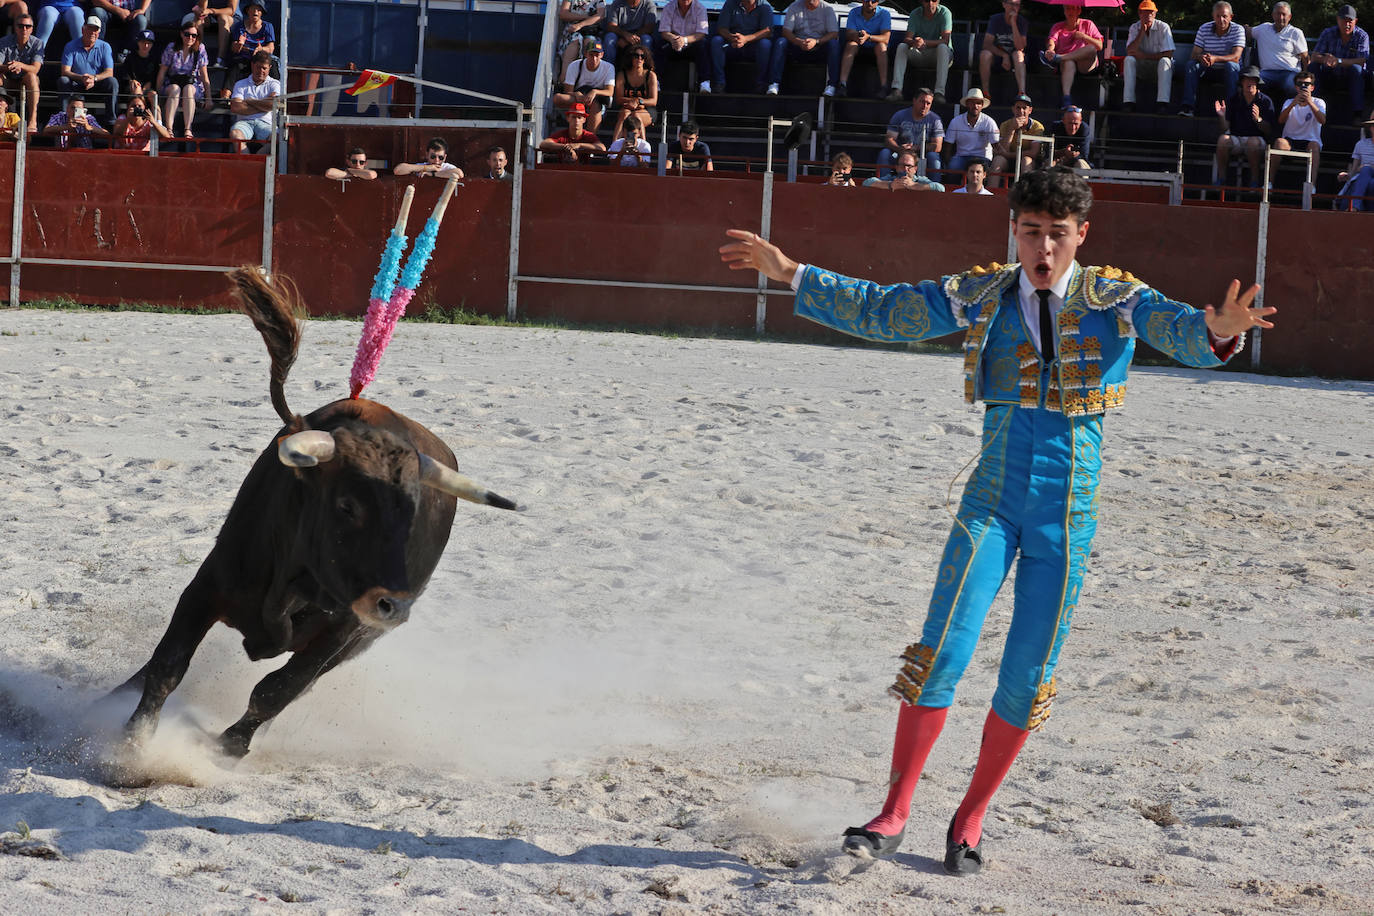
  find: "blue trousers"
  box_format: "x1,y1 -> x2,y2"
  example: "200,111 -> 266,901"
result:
709,35 -> 778,89
892,404 -> 1103,730
781,39 -> 841,87
1181,59 -> 1239,107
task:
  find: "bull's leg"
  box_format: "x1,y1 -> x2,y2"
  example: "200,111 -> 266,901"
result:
218,624 -> 377,758
124,570 -> 221,745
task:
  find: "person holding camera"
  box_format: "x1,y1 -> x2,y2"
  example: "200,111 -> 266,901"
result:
157,17 -> 211,139
112,96 -> 173,151
1274,72 -> 1325,183
42,95 -> 111,149
825,152 -> 855,186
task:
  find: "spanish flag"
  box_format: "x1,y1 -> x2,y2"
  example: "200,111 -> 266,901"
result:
345,69 -> 398,96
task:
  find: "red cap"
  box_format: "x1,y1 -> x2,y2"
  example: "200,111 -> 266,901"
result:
568,102 -> 587,116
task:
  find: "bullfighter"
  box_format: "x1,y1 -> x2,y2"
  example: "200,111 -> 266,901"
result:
719,168 -> 1275,876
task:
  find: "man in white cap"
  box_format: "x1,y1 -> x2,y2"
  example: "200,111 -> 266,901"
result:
1121,0 -> 1174,112
944,87 -> 998,172
59,15 -> 118,120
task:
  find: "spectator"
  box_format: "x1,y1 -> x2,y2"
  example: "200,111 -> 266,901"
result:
1121,0 -> 1174,113
891,0 -> 951,104
825,151 -> 855,186
111,96 -> 172,150
862,148 -> 944,190
604,0 -> 656,70
837,0 -> 891,99
1179,1 -> 1245,117
395,137 -> 465,177
0,90 -> 20,141
192,0 -> 240,68
1041,4 -> 1102,110
654,0 -> 710,93
60,15 -> 118,121
779,0 -> 840,97
1274,71 -> 1323,182
1335,116 -> 1374,208
484,145 -> 511,180
117,29 -> 158,113
989,93 -> 1045,184
1051,104 -> 1092,169
556,0 -> 605,80
607,117 -> 652,165
1251,2 -> 1308,97
223,0 -> 275,98
1310,5 -> 1368,124
945,87 -> 997,173
953,159 -> 993,195
0,14 -> 43,134
978,0 -> 1028,99
709,0 -> 777,95
89,0 -> 151,54
880,87 -> 942,178
611,42 -> 657,139
555,37 -> 614,133
42,94 -> 109,148
157,20 -> 210,139
537,102 -> 606,163
667,118 -> 712,170
324,146 -> 379,180
228,49 -> 278,152
34,0 -> 82,48
1214,65 -> 1275,185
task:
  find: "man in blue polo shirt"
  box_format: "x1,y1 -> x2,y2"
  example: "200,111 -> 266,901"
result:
710,0 -> 778,94
59,16 -> 117,122
836,0 -> 891,97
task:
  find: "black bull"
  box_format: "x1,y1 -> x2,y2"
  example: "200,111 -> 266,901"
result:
114,270 -> 515,759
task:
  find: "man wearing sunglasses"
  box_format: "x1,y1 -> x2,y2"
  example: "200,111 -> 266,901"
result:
0,14 -> 43,133
395,137 -> 464,178
325,146 -> 378,180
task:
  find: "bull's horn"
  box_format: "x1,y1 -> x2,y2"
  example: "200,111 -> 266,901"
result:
419,454 -> 516,510
278,430 -> 336,467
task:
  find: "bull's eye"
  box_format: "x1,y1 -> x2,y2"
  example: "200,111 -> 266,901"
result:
335,496 -> 363,523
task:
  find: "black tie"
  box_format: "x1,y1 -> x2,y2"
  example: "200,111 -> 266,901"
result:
1036,288 -> 1055,365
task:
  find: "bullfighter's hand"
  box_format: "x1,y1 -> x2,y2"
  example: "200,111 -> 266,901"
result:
720,229 -> 799,284
1204,279 -> 1273,337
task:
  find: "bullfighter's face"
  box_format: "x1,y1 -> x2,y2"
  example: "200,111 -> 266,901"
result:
1013,210 -> 1089,290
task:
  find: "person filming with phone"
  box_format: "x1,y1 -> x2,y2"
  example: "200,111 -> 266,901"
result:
42,95 -> 109,149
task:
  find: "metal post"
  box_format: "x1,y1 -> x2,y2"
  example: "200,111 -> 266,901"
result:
262,108 -> 278,274
9,88 -> 26,307
787,147 -> 798,182
1251,150 -> 1272,369
758,170 -> 773,334
506,105 -> 525,322
415,0 -> 429,117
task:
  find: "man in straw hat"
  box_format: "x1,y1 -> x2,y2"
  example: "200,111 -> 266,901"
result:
944,87 -> 997,173
718,167 -> 1275,876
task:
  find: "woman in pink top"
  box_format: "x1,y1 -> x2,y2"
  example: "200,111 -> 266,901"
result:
1041,5 -> 1103,109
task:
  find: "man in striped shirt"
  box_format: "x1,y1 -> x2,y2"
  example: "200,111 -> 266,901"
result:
1179,0 -> 1245,116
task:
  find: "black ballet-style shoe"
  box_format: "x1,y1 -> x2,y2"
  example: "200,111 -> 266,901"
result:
943,816 -> 983,876
841,825 -> 905,858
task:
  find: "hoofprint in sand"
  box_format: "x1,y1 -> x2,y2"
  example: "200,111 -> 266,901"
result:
0,309 -> 1370,915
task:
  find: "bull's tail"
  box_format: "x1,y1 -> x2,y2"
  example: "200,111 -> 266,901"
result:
228,267 -> 305,427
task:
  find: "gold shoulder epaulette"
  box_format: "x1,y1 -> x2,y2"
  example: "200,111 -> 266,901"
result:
1082,264 -> 1147,310
944,262 -> 1018,309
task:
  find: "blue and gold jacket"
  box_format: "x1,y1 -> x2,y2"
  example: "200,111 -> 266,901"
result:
794,261 -> 1239,417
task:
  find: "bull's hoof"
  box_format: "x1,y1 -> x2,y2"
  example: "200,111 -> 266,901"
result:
217,728 -> 252,760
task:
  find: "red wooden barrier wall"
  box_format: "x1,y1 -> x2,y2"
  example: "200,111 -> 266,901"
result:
0,152 -> 1367,379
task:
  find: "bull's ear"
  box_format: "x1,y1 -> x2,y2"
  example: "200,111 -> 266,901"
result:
278,430 -> 336,467
418,454 -> 517,510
